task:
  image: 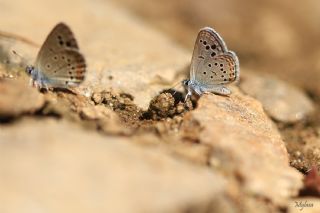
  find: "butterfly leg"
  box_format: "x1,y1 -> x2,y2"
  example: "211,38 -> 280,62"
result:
44,84 -> 49,92
184,92 -> 191,102
184,91 -> 191,102
29,79 -> 35,87
36,82 -> 42,90
32,79 -> 41,90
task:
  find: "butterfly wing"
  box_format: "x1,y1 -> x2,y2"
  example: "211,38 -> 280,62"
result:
190,27 -> 239,87
35,23 -> 79,64
36,49 -> 86,87
34,23 -> 86,88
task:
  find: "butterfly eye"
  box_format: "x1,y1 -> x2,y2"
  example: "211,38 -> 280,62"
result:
25,66 -> 33,75
182,80 -> 189,86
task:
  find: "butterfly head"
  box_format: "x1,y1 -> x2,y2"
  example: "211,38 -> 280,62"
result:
25,65 -> 34,76
182,79 -> 190,86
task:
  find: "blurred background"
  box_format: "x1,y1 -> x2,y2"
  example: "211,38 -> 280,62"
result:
112,0 -> 320,97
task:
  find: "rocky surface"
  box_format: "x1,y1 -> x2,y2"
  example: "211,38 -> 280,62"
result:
283,126 -> 320,173
0,119 -> 227,213
0,79 -> 44,118
240,71 -> 315,123
0,0 -> 317,212
180,89 -> 302,206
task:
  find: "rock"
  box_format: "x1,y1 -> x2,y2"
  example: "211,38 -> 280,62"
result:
146,93 -> 177,120
298,135 -> 320,172
280,120 -> 320,172
0,0 -> 189,110
39,91 -> 89,122
0,79 -> 44,118
91,92 -> 103,105
80,105 -> 131,135
144,92 -> 193,120
180,89 -> 303,206
240,71 -> 315,123
167,142 -> 212,165
150,93 -> 176,117
0,118 -> 227,213
80,105 -> 114,120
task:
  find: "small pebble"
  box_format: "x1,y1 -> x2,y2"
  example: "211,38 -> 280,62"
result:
92,92 -> 103,104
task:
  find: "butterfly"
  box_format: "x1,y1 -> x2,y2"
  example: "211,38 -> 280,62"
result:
183,27 -> 239,100
25,22 -> 86,89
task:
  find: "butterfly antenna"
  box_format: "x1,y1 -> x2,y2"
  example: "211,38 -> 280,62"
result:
11,49 -> 28,67
12,50 -> 23,59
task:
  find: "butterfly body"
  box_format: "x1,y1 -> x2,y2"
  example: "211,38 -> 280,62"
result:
183,79 -> 230,101
26,65 -> 48,89
184,27 -> 239,100
26,23 -> 86,89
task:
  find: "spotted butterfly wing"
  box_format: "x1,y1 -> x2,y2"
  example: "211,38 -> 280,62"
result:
36,49 -> 86,87
34,22 -> 86,88
190,27 -> 239,87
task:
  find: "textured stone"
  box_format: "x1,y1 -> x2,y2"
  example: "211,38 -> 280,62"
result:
80,105 -> 132,135
80,105 -> 115,120
181,89 -> 303,206
0,79 -> 44,117
0,119 -> 227,213
240,71 -> 315,123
